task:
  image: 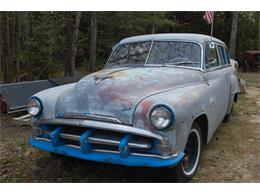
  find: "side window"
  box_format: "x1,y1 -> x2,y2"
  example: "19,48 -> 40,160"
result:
224,48 -> 231,65
217,46 -> 225,65
217,46 -> 231,66
205,43 -> 219,69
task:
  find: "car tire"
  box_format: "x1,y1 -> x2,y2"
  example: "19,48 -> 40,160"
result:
170,122 -> 202,182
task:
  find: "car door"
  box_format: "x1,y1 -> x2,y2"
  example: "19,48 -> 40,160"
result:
217,44 -> 234,114
203,42 -> 231,137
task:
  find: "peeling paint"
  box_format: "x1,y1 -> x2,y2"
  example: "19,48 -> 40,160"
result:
55,67 -> 205,125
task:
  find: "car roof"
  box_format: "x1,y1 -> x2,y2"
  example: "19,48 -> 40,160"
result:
118,33 -> 225,46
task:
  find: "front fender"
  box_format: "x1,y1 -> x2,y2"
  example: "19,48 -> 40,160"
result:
132,83 -> 209,154
31,83 -> 76,121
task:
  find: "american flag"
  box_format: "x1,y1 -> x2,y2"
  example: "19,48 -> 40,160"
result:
203,11 -> 214,24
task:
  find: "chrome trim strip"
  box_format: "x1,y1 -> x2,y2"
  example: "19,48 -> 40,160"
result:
128,142 -> 151,149
88,137 -> 118,146
62,144 -> 178,160
34,137 -> 51,142
60,133 -> 80,141
144,40 -> 154,64
34,118 -> 169,144
88,136 -> 151,149
130,152 -> 178,159
61,112 -> 122,124
64,144 -> 81,150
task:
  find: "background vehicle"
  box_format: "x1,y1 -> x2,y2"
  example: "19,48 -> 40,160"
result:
242,50 -> 260,72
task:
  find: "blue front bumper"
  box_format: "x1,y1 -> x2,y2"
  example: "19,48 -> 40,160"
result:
29,137 -> 184,167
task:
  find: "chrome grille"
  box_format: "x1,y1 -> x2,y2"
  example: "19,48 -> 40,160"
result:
34,124 -> 155,156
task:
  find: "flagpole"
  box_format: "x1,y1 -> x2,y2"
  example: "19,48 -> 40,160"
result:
210,14 -> 214,40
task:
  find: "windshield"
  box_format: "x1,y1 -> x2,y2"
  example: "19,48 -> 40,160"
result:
107,42 -> 152,66
106,41 -> 201,68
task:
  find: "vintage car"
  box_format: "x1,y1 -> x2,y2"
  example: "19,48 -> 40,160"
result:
242,50 -> 260,72
28,33 -> 239,182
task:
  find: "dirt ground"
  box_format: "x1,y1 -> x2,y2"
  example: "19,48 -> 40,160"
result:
0,72 -> 259,183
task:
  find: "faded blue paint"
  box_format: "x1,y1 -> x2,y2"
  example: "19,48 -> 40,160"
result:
55,67 -> 205,125
50,127 -> 63,147
29,137 -> 185,167
119,134 -> 132,158
80,130 -> 92,154
40,124 -> 49,131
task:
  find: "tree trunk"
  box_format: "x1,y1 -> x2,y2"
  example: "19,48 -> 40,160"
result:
0,13 -> 2,75
256,12 -> 260,49
64,12 -> 81,77
89,12 -> 97,72
229,12 -> 239,59
10,13 -> 15,69
15,12 -> 21,79
151,23 -> 156,34
2,12 -> 12,83
27,12 -> 33,80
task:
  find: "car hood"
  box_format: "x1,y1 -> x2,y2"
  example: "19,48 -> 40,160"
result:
55,66 -> 205,125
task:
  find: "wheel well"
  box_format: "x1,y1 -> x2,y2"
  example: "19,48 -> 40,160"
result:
234,93 -> 238,103
194,114 -> 208,144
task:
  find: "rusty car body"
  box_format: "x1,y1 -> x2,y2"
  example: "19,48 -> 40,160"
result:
28,34 -> 239,181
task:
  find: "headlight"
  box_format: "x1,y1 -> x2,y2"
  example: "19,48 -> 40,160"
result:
27,97 -> 42,116
150,105 -> 173,130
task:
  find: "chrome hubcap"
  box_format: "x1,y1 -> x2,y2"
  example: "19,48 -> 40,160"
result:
181,129 -> 201,176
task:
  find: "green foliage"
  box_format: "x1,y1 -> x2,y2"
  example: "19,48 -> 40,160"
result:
236,12 -> 260,61
2,11 -> 259,80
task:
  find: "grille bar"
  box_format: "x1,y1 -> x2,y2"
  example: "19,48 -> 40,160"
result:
59,132 -> 152,149
60,133 -> 80,141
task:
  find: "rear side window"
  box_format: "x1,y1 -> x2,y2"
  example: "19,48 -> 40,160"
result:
217,45 -> 230,66
224,48 -> 231,64
218,46 -> 225,65
205,43 -> 219,69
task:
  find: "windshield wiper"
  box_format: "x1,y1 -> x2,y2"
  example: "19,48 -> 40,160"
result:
144,64 -> 168,67
163,61 -> 198,66
145,61 -> 199,68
